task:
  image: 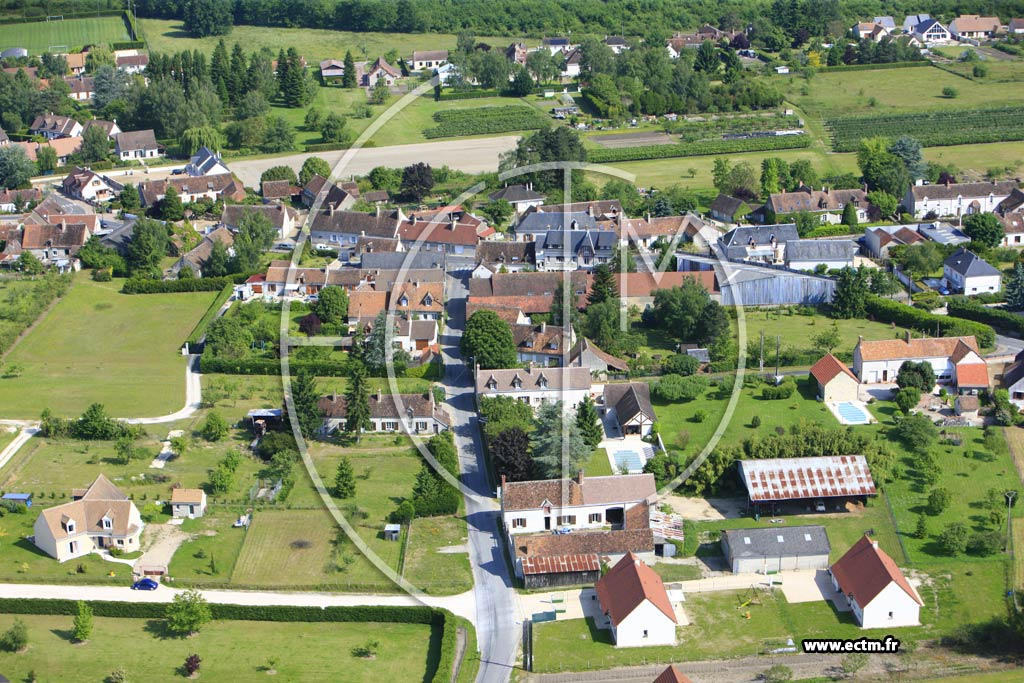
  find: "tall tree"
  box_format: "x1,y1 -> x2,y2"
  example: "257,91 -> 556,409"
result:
299,156 -> 331,186
1006,263 -> 1024,310
333,456 -> 355,498
576,395 -> 603,448
72,601 -> 93,643
587,264 -> 617,305
461,310 -> 517,369
550,280 -> 580,329
0,145 -> 35,188
962,213 -> 1004,249
344,360 -> 372,438
530,402 -> 590,479
342,50 -> 357,88
830,266 -> 870,319
694,41 -> 719,73
179,126 -> 223,157
291,368 -> 321,439
490,427 -> 532,481
888,136 -> 927,181
364,311 -> 411,375
126,218 -> 169,274
160,184 -> 184,221
642,280 -> 726,346
210,39 -> 230,101
35,146 -> 58,174
228,42 -> 247,105
400,162 -> 434,201
184,0 -> 233,38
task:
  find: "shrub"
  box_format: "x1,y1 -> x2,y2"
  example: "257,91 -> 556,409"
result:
927,487 -> 951,515
968,530 -> 1003,556
894,387 -> 921,415
938,522 -> 969,555
762,379 -> 795,400
0,618 -> 27,651
751,415 -> 762,428
864,295 -> 994,348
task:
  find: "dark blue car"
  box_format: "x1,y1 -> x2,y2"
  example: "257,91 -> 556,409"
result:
131,578 -> 159,591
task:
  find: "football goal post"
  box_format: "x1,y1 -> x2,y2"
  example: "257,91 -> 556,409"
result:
46,15 -> 63,21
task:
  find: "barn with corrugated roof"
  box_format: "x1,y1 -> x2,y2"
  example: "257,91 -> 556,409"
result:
737,456 -> 877,515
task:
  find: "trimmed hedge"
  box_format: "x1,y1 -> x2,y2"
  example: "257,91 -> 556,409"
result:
186,282 -> 235,345
865,294 -> 995,348
435,88 -> 502,101
122,277 -> 235,294
587,134 -> 810,163
946,297 -> 1024,337
816,61 -> 929,73
199,356 -> 349,375
804,225 -> 862,239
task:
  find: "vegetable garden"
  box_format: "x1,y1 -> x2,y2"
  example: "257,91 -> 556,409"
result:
825,106 -> 1024,152
422,105 -> 550,139
587,133 -> 811,163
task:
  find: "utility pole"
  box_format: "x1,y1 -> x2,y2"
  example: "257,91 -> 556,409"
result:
1006,490 -> 1017,552
774,335 -> 781,382
759,331 -> 764,375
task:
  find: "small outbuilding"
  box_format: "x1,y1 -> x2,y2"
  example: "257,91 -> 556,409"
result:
830,535 -> 923,628
1,493 -> 32,508
595,552 -> 677,647
809,353 -> 859,402
383,524 -> 401,541
720,525 -> 831,574
171,488 -> 207,519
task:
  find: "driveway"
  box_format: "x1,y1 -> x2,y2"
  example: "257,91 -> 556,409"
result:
230,136 -> 519,188
138,522 -> 192,570
664,495 -> 745,521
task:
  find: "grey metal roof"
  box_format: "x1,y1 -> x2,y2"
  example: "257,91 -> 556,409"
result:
359,251 -> 445,270
722,525 -> 831,560
944,248 -> 1001,278
536,229 -> 617,254
917,222 -> 970,245
785,239 -> 856,262
489,184 -> 544,203
720,224 -> 799,248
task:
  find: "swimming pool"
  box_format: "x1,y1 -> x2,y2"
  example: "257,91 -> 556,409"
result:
835,401 -> 871,425
609,443 -> 656,474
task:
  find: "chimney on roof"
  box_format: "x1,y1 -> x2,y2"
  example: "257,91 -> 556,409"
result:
587,205 -> 594,217
577,470 -> 584,486
329,202 -> 336,216
905,329 -> 911,343
527,361 -> 534,373
871,540 -> 879,549
540,321 -> 546,333
376,204 -> 382,217
374,389 -> 381,401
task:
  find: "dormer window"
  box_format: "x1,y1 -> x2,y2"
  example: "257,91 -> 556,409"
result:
512,378 -> 522,389
399,296 -> 408,306
102,516 -> 112,530
539,378 -> 548,389
423,293 -> 433,306
63,519 -> 76,534
487,379 -> 497,390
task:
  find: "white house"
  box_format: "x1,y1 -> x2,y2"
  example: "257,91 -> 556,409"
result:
170,488 -> 207,519
1001,349 -> 1024,407
595,552 -> 678,647
319,391 -> 449,435
186,146 -> 231,177
853,333 -> 988,392
60,166 -> 123,203
488,184 -> 545,215
411,50 -> 448,72
221,203 -> 297,241
29,113 -> 82,140
501,471 -> 656,536
830,535 -> 924,628
476,365 -> 592,410
913,18 -> 952,44
949,15 -> 1001,39
943,247 -> 1002,295
32,475 -> 143,562
114,130 -> 164,161
903,180 -> 1018,219
810,353 -> 859,402
533,229 -> 617,271
602,383 -> 656,437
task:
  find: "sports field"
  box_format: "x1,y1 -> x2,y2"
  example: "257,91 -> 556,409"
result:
0,16 -> 129,54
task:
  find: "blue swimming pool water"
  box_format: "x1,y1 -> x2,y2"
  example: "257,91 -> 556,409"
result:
836,402 -> 870,424
612,450 -> 644,472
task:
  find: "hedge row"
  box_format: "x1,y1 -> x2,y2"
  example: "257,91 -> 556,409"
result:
186,282 -> 235,345
804,225 -> 861,239
587,134 -> 810,163
199,356 -> 349,375
435,87 -> 502,101
122,276 -> 235,294
304,141 -> 357,153
0,597 -> 440,625
110,40 -> 145,50
816,61 -> 929,73
0,8 -> 123,24
865,294 -> 995,348
946,297 -> 1024,338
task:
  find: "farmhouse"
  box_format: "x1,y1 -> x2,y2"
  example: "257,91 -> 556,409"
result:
356,57 -> 400,88
718,224 -> 800,264
476,365 -> 592,409
170,488 -> 207,519
170,226 -> 234,278
32,475 -> 143,562
20,221 -> 91,264
319,391 -> 449,435
720,525 -> 831,574
309,207 -> 403,252
830,535 -> 923,628
533,229 -> 617,271
903,180 -> 1018,219
61,166 -> 123,203
853,333 -> 988,391
114,130 -> 164,161
138,174 -> 246,208
784,239 -> 856,271
943,247 -> 1002,295
595,553 -> 678,647
738,456 -> 877,513
760,186 -> 870,225
601,383 -> 656,437
411,50 -> 448,71
809,353 -> 859,402
115,53 -> 149,74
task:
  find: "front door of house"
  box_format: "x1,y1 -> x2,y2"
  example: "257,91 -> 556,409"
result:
544,516 -> 551,530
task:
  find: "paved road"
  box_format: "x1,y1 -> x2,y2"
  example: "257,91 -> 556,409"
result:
442,273 -> 520,683
0,582 -> 475,623
230,136 -> 519,187
0,426 -> 37,471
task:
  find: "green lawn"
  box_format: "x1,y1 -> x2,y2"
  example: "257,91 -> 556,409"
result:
0,277 -> 217,419
651,563 -> 702,581
0,16 -> 128,54
583,448 -> 614,476
168,512 -> 248,586
402,514 -> 474,595
231,508 -> 347,588
141,19 -> 533,60
0,614 -> 436,683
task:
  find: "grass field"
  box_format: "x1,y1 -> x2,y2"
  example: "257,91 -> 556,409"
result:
0,277 -> 217,419
0,16 -> 128,54
140,19 -> 532,60
168,512 -> 249,585
231,508 -> 342,587
0,614 -> 436,683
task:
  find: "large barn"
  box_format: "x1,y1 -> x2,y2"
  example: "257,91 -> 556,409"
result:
738,456 -> 877,514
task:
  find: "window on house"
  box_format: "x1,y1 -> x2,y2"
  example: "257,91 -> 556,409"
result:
588,513 -> 602,523
416,421 -> 427,431
102,518 -> 112,530
643,630 -> 649,638
556,515 -> 576,525
117,539 -> 124,545
888,611 -> 893,619
383,421 -> 399,431
512,518 -> 527,528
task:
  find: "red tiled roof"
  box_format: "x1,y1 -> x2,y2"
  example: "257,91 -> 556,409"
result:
955,362 -> 989,388
738,456 -> 877,502
521,554 -> 599,576
830,535 -> 923,608
594,553 -> 676,626
810,353 -> 857,385
653,666 -> 694,683
856,336 -> 979,362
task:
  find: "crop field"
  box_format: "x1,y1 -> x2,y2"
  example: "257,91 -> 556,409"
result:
588,132 -> 811,163
423,105 -> 550,139
0,16 -> 129,54
825,106 -> 1024,152
0,277 -> 216,419
591,131 -> 675,148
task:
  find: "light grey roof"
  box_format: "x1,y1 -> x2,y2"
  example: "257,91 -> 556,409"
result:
722,525 -> 830,559
516,211 -> 598,234
916,222 -> 970,245
187,147 -> 225,175
1,48 -> 27,59
785,239 -> 856,262
359,251 -> 445,270
944,248 -> 1001,278
720,224 -> 799,248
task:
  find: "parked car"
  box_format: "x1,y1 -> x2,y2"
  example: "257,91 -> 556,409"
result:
814,500 -> 827,513
131,578 -> 159,590
171,168 -> 186,175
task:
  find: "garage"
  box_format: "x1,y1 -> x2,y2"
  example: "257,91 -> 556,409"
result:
720,525 -> 831,574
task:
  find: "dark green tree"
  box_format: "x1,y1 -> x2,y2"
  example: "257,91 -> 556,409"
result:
35,145 -> 58,174
364,311 -> 411,376
119,183 -> 140,212
962,213 -> 1004,249
313,286 -> 349,328
841,200 -> 858,227
490,427 -> 532,482
896,360 -> 936,391
292,368 -> 321,439
0,145 -> 35,188
160,185 -> 184,222
587,264 -> 617,305
530,402 -> 590,479
576,395 -> 603,448
344,360 -> 372,438
299,157 -> 331,186
201,412 -> 228,441
333,456 -> 356,498
461,310 -> 516,369
1006,263 -> 1024,310
342,50 -> 357,88
694,40 -> 719,73
830,267 -> 870,319
72,600 -> 93,642
401,162 -> 434,202
165,590 -> 212,635
184,0 -> 233,38
126,218 -> 169,274
643,280 -> 726,345
320,113 -> 348,143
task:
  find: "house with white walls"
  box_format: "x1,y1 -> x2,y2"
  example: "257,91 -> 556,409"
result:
830,535 -> 924,628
